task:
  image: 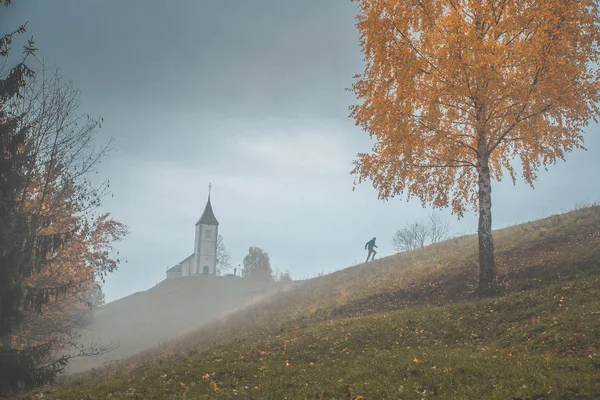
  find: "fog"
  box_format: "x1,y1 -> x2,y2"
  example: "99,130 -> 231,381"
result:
68,276 -> 283,374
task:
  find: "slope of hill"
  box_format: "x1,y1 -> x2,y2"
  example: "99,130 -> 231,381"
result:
18,205 -> 600,399
66,275 -> 281,374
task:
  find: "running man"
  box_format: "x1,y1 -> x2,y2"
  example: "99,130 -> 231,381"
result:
365,237 -> 377,262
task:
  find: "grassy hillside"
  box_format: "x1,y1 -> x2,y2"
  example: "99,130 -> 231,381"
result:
18,205 -> 600,399
67,276 -> 278,374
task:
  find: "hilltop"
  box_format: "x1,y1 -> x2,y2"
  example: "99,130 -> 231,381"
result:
67,275 -> 283,375
18,204 -> 600,399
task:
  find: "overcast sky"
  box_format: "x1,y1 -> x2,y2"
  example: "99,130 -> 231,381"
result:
2,1 -> 599,303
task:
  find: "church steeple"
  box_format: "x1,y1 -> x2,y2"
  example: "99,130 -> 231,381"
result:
196,193 -> 219,226
193,183 -> 219,276
166,184 -> 221,279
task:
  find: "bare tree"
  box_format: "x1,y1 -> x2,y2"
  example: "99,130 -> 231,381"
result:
392,222 -> 429,252
428,213 -> 450,244
216,234 -> 232,275
279,270 -> 293,283
392,213 -> 451,252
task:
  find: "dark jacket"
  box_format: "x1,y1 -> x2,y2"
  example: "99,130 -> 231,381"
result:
365,239 -> 377,251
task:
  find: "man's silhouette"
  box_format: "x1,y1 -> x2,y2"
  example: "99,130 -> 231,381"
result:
365,237 -> 377,262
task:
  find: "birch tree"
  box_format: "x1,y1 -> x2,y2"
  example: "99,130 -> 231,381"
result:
349,0 -> 600,293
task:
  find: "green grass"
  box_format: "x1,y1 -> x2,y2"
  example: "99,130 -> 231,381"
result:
16,205 -> 600,399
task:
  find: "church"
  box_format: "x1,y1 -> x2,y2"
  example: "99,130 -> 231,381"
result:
166,189 -> 219,279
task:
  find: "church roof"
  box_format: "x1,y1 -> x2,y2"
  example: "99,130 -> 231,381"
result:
196,194 -> 219,226
167,253 -> 194,273
167,264 -> 181,273
180,254 -> 193,263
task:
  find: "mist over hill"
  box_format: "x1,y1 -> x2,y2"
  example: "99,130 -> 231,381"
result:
68,276 -> 284,374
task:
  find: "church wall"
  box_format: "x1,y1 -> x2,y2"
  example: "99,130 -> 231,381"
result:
198,224 -> 218,275
166,270 -> 181,279
193,224 -> 201,276
181,257 -> 193,276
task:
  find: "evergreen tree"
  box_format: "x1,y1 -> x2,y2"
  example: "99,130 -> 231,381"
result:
242,247 -> 273,281
0,14 -> 53,394
0,4 -> 126,393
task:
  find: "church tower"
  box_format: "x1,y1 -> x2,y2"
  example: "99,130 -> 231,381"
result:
193,185 -> 219,275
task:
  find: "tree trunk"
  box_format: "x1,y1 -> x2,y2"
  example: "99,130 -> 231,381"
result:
477,158 -> 496,295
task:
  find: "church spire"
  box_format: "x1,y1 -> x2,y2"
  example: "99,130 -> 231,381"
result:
196,184 -> 219,226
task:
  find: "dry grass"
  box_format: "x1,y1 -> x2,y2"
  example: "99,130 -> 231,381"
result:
14,204 -> 600,399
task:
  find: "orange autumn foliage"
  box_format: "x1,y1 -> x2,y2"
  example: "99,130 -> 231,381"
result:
1,20 -> 125,390
350,0 -> 600,213
3,170 -> 127,355
349,0 -> 600,291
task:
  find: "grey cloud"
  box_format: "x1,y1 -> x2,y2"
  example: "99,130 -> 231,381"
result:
1,1 -> 598,302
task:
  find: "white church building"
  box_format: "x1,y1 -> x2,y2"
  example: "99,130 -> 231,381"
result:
166,191 -> 219,279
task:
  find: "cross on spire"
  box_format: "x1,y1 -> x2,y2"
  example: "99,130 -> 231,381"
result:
208,182 -> 212,194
